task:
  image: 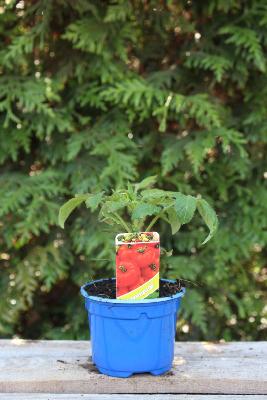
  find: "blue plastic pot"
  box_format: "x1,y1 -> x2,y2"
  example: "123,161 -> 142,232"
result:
80,278 -> 185,378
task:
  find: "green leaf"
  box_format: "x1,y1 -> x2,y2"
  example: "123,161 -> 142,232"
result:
182,290 -> 207,333
85,191 -> 105,211
127,182 -> 135,198
174,193 -> 197,224
132,202 -> 161,220
197,198 -> 218,244
160,247 -> 173,257
219,26 -> 265,72
102,200 -> 128,213
161,137 -> 184,175
185,132 -> 216,173
141,189 -> 176,199
185,52 -> 232,82
58,195 -> 88,228
166,207 -> 181,234
135,175 -> 157,191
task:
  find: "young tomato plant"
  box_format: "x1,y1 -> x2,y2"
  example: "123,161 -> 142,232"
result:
59,175 -> 218,245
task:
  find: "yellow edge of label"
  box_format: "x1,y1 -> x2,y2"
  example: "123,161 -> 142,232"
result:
118,273 -> 159,300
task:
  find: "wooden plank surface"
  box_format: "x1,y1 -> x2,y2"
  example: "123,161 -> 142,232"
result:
0,340 -> 266,394
0,395 -> 266,400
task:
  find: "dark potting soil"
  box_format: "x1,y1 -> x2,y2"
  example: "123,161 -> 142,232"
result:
85,278 -> 183,299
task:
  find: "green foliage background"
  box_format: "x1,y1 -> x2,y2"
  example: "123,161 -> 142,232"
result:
0,0 -> 266,341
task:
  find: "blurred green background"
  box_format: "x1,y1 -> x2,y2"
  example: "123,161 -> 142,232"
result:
0,0 -> 266,341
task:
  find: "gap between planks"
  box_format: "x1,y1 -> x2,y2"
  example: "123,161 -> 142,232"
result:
0,395 -> 266,400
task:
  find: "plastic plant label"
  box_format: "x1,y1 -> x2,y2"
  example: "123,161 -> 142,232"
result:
115,232 -> 160,300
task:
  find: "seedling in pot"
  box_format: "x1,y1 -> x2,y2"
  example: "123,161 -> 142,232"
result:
59,175 -> 218,299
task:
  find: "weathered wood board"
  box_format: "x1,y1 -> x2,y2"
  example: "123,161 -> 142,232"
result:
0,340 -> 266,394
0,395 -> 266,400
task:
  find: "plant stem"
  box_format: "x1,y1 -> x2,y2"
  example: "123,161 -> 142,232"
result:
145,215 -> 160,232
145,203 -> 174,232
113,212 -> 131,232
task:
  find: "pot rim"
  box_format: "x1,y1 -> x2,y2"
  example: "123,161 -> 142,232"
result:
80,278 -> 185,305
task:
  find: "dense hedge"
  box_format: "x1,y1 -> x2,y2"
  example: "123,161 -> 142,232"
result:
0,0 -> 266,340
